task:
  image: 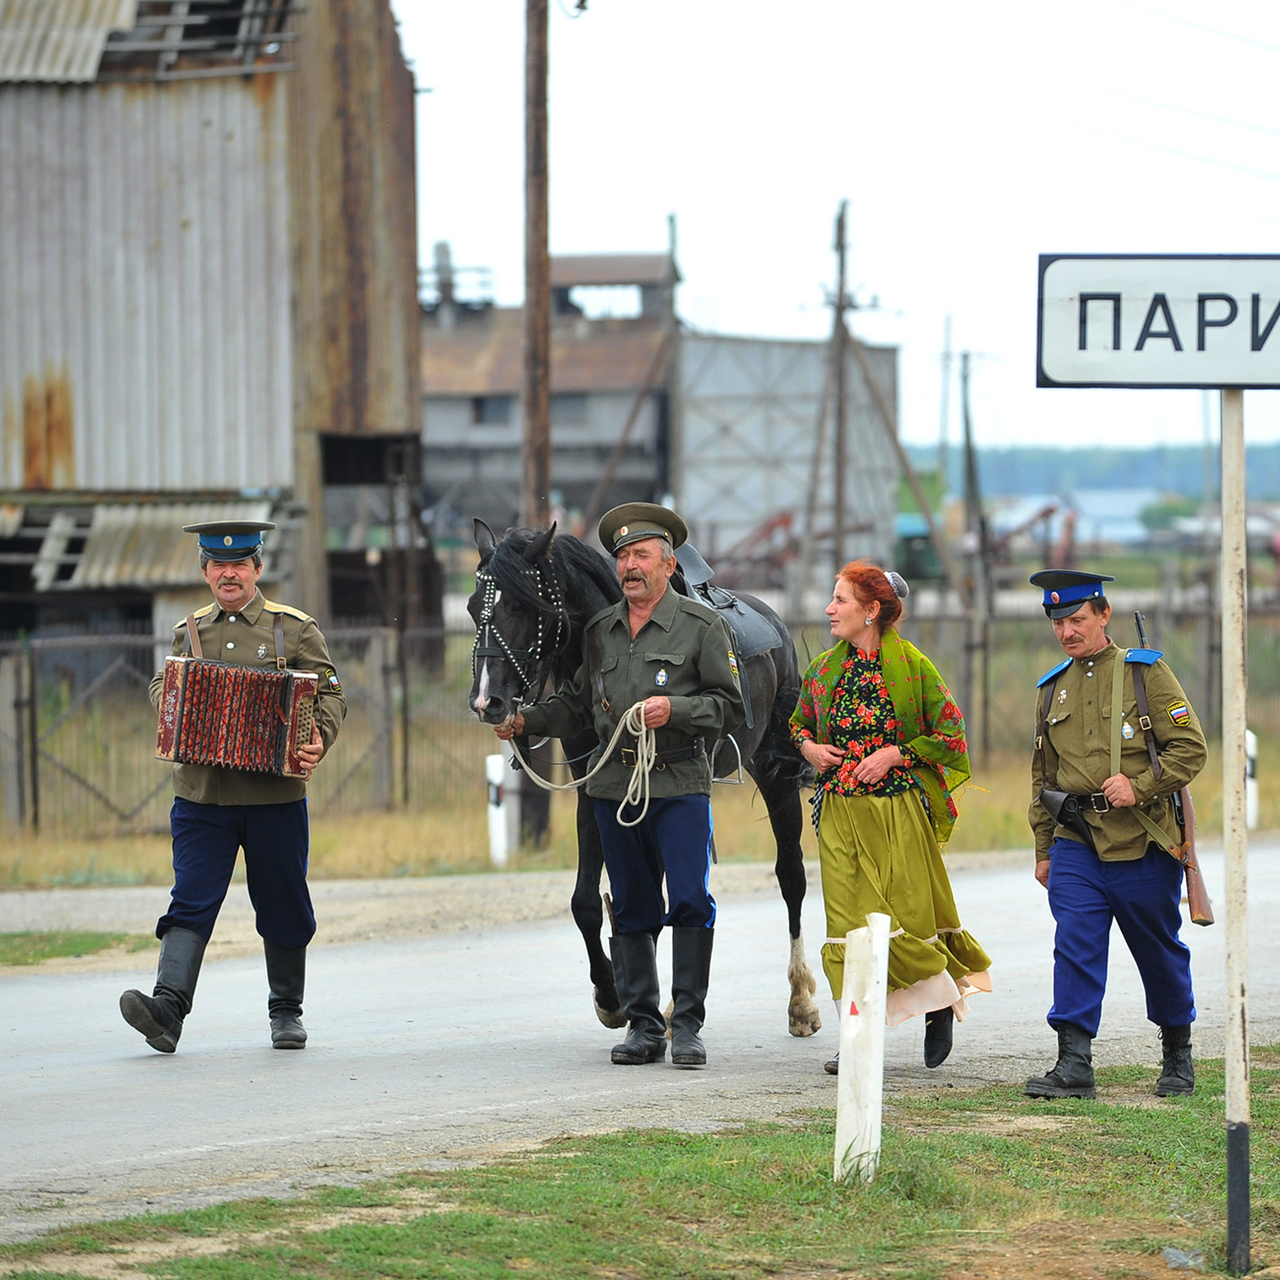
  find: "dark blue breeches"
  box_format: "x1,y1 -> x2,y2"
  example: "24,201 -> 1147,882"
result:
594,794 -> 716,935
1046,837 -> 1195,1036
157,797 -> 316,949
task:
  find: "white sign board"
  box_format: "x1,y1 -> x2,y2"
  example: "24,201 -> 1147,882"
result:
1037,254 -> 1280,389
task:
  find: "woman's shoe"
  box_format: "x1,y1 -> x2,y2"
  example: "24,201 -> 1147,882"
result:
924,1006 -> 954,1068
824,1053 -> 839,1076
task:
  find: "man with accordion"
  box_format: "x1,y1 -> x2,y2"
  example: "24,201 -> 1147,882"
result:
120,520 -> 346,1054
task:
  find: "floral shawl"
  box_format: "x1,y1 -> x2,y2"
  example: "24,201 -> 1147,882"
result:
790,628 -> 970,846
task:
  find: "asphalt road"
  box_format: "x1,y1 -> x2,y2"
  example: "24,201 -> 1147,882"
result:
1,843 -> 1277,1243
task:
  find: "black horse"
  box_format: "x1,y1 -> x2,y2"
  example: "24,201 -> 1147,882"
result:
466,519 -> 822,1039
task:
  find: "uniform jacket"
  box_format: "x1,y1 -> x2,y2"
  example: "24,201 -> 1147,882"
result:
1029,639 -> 1206,861
150,589 -> 347,806
519,584 -> 744,801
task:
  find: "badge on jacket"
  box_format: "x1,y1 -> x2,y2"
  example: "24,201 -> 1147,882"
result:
325,667 -> 342,694
728,649 -> 739,679
1122,722 -> 1134,739
655,668 -> 669,687
1166,700 -> 1190,726
257,643 -> 269,660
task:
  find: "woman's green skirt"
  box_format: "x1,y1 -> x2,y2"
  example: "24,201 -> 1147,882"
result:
817,787 -> 991,1024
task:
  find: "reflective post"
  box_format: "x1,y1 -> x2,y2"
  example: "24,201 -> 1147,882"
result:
834,911 -> 889,1184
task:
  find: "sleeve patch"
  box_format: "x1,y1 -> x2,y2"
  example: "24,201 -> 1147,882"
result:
1166,700 -> 1190,726
324,667 -> 342,695
727,649 -> 739,680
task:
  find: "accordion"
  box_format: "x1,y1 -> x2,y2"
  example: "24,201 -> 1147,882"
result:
155,656 -> 319,778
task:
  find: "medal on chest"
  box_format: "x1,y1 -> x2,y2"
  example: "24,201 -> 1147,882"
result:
655,668 -> 669,687
257,643 -> 269,660
1057,688 -> 1068,704
1122,722 -> 1135,739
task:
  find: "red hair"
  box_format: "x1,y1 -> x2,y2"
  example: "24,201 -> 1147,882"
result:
837,559 -> 905,629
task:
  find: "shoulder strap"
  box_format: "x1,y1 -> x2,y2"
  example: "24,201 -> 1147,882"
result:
1130,662 -> 1162,779
1109,649 -> 1128,776
1111,648 -> 1180,856
1036,678 -> 1057,783
586,626 -> 618,733
184,615 -> 203,659
273,612 -> 287,670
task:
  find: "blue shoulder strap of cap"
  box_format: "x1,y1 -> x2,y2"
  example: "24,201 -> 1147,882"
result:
1036,658 -> 1072,688
1125,647 -> 1162,664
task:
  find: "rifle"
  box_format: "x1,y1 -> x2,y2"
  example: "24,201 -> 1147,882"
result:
1134,612 -> 1214,926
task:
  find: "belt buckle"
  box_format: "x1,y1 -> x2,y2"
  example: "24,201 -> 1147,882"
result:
1089,793 -> 1110,813
620,748 -> 637,767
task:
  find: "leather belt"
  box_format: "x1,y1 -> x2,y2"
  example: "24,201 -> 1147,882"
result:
1070,792 -> 1112,813
617,738 -> 706,770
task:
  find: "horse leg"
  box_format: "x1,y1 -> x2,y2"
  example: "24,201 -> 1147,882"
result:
755,768 -> 822,1037
570,791 -> 625,1028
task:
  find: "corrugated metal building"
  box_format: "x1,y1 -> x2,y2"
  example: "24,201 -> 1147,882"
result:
0,0 -> 422,635
420,248 -> 899,591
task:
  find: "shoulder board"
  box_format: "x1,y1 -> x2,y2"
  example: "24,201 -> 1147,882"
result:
174,604 -> 216,629
260,599 -> 312,622
1036,658 -> 1072,688
1125,648 -> 1163,665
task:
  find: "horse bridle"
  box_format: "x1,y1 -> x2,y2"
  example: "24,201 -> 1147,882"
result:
470,560 -> 568,705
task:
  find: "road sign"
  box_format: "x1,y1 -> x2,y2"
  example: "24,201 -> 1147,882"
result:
1037,254 -> 1280,388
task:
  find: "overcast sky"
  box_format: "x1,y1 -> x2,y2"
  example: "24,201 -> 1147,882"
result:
390,0 -> 1280,454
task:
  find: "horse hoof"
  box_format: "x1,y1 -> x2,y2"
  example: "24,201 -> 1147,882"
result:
788,1000 -> 822,1038
593,992 -> 627,1030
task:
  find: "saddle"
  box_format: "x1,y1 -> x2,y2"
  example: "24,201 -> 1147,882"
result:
673,543 -> 788,730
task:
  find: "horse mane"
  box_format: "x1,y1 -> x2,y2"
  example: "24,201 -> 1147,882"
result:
486,527 -> 621,624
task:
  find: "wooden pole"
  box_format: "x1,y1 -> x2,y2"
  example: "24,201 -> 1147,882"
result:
832,203 -> 849,571
1220,386 -> 1250,1274
521,0 -> 551,529
834,911 -> 889,1184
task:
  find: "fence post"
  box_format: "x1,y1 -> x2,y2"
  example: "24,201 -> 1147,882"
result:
27,645 -> 39,831
486,752 -> 510,867
833,911 -> 890,1184
0,653 -> 21,828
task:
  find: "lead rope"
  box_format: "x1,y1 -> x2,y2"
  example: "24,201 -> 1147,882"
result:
503,700 -> 659,827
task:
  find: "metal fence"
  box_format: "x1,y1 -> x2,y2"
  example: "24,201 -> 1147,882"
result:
4,607 -> 1277,835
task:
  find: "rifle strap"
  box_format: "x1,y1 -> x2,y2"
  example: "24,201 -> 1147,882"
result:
1110,650 -> 1183,861
1129,662 -> 1162,779
184,615 -> 202,658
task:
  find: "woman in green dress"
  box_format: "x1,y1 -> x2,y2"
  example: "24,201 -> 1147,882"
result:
790,561 -> 991,1074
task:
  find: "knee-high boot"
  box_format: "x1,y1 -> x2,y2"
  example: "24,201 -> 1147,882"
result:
609,932 -> 667,1065
670,926 -> 714,1067
119,927 -> 206,1054
264,940 -> 308,1049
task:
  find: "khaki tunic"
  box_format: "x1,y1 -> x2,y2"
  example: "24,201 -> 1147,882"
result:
1029,640 -> 1206,862
519,584 -> 744,801
150,589 -> 347,806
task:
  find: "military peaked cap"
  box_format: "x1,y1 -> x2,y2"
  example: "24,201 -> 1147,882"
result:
184,520 -> 276,561
598,502 -> 688,554
1029,568 -> 1115,619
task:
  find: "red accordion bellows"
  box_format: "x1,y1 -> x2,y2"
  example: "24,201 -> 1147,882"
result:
155,656 -> 319,778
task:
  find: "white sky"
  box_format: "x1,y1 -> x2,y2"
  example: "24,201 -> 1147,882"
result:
390,0 -> 1280,452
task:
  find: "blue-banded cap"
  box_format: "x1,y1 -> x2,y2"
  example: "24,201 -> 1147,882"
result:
1029,568 -> 1115,619
183,520 -> 276,561
598,502 -> 688,555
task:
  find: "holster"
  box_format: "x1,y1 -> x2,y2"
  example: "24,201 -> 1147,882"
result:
1038,787 -> 1098,853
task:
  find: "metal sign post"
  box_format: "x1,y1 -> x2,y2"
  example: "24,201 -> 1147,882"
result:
1037,255 -> 1280,1275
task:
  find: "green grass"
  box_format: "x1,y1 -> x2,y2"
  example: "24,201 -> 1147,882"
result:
0,931 -> 156,965
2,1053 -> 1276,1278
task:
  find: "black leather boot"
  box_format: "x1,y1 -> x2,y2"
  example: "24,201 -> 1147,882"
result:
119,927 -> 206,1053
670,926 -> 714,1067
264,940 -> 308,1049
609,932 -> 667,1065
924,1005 -> 954,1069
1155,1025 -> 1194,1096
1025,1023 -> 1096,1099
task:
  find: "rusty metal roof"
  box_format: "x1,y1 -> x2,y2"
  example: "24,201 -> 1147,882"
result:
551,254 -> 679,289
0,0 -> 138,83
422,309 -> 669,397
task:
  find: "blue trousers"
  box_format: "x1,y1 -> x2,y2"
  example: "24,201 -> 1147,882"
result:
1046,837 -> 1195,1036
157,797 -> 316,949
594,794 -> 716,935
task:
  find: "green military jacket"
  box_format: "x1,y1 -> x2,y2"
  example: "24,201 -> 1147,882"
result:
519,584 -> 745,801
1029,639 -> 1206,862
149,589 -> 346,806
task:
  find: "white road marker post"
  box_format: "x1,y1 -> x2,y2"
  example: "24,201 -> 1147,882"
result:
834,911 -> 890,1184
485,753 -> 509,868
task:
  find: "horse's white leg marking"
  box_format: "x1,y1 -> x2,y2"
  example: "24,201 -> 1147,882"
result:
787,932 -> 822,1037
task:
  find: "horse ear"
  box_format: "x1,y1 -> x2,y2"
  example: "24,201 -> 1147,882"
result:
524,522 -> 557,563
474,518 -> 497,562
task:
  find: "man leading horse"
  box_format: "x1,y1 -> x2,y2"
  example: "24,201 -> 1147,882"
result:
492,502 -> 744,1069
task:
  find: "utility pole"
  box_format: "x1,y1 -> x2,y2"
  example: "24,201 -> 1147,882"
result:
938,314 -> 952,484
960,352 -> 989,761
831,202 -> 850,570
521,0 -> 551,529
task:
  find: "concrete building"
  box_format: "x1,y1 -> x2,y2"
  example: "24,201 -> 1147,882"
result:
420,247 -> 899,591
0,0 -> 426,637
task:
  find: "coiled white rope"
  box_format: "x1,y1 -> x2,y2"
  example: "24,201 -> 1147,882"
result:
502,701 -> 659,827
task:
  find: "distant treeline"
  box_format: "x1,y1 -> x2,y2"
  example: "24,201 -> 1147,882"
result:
907,442 -> 1280,500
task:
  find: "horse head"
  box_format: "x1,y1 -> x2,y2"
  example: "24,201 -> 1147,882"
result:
467,518 -> 565,724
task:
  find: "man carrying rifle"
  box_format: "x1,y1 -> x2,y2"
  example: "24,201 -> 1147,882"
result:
1025,570 -> 1207,1099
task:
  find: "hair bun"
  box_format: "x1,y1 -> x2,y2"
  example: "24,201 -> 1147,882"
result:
885,570 -> 909,599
